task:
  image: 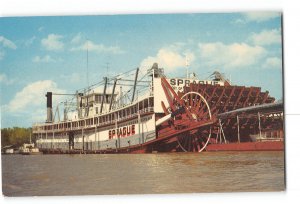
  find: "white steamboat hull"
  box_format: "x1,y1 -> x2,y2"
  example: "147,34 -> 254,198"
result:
36,114 -> 156,151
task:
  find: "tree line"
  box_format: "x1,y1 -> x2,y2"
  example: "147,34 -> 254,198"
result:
1,127 -> 33,148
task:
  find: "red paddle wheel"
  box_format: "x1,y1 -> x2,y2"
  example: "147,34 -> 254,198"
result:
157,78 -> 215,152
176,92 -> 212,152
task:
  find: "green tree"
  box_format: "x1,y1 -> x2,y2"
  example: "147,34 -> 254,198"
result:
1,127 -> 33,148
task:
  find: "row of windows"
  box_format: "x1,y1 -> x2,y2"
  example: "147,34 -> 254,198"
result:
38,115 -> 153,135
40,97 -> 154,132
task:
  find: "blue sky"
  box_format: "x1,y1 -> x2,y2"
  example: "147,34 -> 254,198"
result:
0,12 -> 283,128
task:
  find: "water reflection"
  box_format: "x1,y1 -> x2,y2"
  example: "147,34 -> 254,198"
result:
2,151 -> 285,196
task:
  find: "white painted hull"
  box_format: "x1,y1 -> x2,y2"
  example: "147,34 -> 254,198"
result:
36,114 -> 156,151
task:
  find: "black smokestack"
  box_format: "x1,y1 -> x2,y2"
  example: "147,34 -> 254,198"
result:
46,92 -> 53,122
46,92 -> 52,108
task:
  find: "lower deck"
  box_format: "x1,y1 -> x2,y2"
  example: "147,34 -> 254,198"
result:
35,113 -> 156,152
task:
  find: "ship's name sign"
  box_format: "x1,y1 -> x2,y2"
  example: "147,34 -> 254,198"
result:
168,78 -> 224,91
109,125 -> 135,139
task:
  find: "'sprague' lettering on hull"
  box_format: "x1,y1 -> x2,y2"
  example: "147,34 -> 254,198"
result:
109,125 -> 136,139
169,78 -> 223,92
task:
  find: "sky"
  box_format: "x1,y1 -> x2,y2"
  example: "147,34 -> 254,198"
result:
0,12 -> 283,128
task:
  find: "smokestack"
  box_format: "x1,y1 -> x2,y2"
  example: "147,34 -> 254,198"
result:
46,92 -> 53,123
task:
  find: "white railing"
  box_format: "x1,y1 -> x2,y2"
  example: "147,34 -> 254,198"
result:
33,106 -> 154,134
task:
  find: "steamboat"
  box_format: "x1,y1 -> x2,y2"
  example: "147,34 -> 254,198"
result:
32,63 -> 284,153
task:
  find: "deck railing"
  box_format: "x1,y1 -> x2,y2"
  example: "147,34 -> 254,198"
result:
33,107 -> 154,134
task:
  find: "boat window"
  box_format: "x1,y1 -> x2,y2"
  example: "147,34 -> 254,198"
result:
149,97 -> 154,107
144,99 -> 148,108
95,94 -> 101,103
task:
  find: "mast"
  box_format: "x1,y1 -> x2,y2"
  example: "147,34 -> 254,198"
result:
86,39 -> 89,90
131,68 -> 139,103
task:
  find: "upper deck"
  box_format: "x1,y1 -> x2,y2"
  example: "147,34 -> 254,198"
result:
33,96 -> 154,134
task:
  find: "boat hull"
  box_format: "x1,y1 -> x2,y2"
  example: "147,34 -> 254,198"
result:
206,141 -> 284,151
21,152 -> 43,155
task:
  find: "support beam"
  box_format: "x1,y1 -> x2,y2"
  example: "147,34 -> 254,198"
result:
233,87 -> 245,109
252,90 -> 260,105
216,127 -> 220,143
109,78 -> 117,111
219,119 -> 227,144
224,87 -> 236,111
237,115 -> 240,143
242,87 -> 253,107
52,126 -> 54,149
100,77 -> 108,113
211,88 -> 226,114
258,112 -> 262,140
131,68 -> 139,103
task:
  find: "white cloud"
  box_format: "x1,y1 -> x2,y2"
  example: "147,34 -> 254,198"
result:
0,36 -> 17,60
263,57 -> 282,69
198,42 -> 266,69
30,108 -> 48,122
0,50 -> 4,60
25,36 -> 36,47
41,34 -> 64,51
70,40 -> 123,54
71,33 -> 83,44
140,45 -> 195,72
38,26 -> 44,32
0,73 -> 15,85
0,36 -> 17,49
0,73 -> 6,82
232,18 -> 246,25
243,12 -> 280,22
60,72 -> 81,83
32,55 -> 56,63
249,29 -> 281,46
6,80 -> 65,113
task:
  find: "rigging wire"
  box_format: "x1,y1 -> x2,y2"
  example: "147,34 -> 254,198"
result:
56,64 -> 153,116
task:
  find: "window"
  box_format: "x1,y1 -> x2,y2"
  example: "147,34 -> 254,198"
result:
149,97 -> 154,107
95,94 -> 101,103
144,99 -> 148,108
